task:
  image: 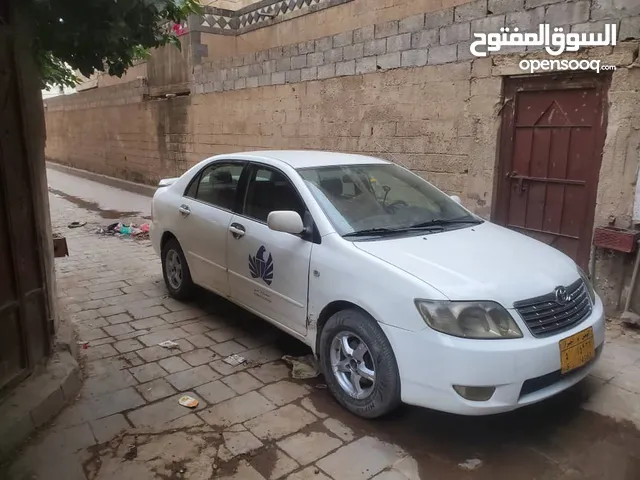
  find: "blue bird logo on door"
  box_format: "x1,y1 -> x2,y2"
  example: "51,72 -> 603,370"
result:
249,246 -> 274,286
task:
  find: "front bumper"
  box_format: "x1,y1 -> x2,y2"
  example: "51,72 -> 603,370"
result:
382,297 -> 605,415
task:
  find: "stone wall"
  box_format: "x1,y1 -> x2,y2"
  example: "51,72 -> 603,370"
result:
190,60 -> 484,198
44,0 -> 640,312
192,0 -> 639,93
78,63 -> 148,91
195,0 -> 355,36
208,0 -> 257,11
45,80 -> 191,184
74,39 -> 190,94
193,0 -> 469,60
187,0 -> 640,219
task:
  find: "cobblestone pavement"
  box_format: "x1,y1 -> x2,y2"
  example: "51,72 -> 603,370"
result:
5,170 -> 640,479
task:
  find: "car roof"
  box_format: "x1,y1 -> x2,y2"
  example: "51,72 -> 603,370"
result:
219,150 -> 391,169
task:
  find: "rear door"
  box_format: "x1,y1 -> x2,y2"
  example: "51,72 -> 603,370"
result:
178,161 -> 246,295
226,163 -> 313,336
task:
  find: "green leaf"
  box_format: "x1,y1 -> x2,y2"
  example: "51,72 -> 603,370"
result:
22,0 -> 201,88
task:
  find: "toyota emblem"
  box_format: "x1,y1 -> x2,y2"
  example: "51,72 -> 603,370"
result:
555,286 -> 570,305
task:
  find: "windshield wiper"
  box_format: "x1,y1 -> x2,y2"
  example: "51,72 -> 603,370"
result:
409,217 -> 483,229
343,217 -> 482,238
343,227 -> 402,237
343,225 -> 445,237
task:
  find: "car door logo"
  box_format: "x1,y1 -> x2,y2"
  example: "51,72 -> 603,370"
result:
249,246 -> 274,286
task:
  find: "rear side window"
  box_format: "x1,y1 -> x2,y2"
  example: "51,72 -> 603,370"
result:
185,163 -> 244,210
185,176 -> 199,198
243,166 -> 306,223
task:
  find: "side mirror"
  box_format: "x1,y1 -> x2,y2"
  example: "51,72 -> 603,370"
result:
267,211 -> 304,234
450,195 -> 462,204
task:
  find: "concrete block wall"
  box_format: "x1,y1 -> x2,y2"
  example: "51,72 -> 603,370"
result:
186,0 -> 640,214
45,81 -> 191,184
43,0 -> 640,311
193,0 -> 639,93
43,0 -> 640,201
189,61 -> 483,197
45,79 -> 147,112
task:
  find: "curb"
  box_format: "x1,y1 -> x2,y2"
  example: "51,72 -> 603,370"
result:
46,161 -> 157,198
0,351 -> 82,461
0,310 -> 83,462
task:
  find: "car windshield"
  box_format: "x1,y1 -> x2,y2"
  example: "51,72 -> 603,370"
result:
298,163 -> 479,236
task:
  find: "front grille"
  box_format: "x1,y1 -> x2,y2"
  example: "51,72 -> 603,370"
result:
513,278 -> 592,338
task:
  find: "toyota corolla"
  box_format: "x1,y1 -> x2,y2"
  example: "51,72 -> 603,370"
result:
150,150 -> 604,418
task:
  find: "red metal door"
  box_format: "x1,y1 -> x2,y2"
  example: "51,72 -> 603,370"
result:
494,74 -> 610,270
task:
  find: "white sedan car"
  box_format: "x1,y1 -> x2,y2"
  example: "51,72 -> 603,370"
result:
151,150 -> 604,418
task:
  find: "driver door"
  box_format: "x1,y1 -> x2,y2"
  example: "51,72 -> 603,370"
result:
226,164 -> 312,336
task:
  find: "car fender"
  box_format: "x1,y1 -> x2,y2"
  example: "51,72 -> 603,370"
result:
306,234 -> 447,346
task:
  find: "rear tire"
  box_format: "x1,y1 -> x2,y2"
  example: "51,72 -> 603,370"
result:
161,238 -> 195,301
319,309 -> 401,419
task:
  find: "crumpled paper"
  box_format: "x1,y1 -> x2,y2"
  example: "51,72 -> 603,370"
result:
282,354 -> 319,379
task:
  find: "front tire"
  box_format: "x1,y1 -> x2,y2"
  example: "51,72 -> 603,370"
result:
161,238 -> 195,301
319,309 -> 401,419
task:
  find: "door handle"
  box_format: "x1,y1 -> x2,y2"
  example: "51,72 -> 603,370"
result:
229,222 -> 245,238
178,204 -> 191,216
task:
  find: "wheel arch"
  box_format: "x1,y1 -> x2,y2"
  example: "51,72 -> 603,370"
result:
314,300 -> 377,355
314,299 -> 403,418
160,231 -> 193,273
160,231 -> 178,251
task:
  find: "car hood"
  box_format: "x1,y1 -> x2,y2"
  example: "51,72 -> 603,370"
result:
353,221 -> 580,307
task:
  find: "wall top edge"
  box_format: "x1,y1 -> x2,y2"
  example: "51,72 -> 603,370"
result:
196,0 -> 353,34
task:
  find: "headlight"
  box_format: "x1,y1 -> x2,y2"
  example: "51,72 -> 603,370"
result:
577,267 -> 596,304
415,300 -> 523,339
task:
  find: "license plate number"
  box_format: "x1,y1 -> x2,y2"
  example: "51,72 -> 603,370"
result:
559,327 -> 595,374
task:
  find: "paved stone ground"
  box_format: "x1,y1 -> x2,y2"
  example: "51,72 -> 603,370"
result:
5,170 -> 640,480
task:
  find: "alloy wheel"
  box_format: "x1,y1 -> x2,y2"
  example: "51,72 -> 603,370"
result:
166,249 -> 183,290
329,331 -> 376,399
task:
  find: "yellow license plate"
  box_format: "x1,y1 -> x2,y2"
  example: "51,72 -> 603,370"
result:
559,327 -> 595,374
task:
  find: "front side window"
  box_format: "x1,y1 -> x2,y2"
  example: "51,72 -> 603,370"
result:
298,163 -> 478,236
243,166 -> 306,223
186,163 -> 244,210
